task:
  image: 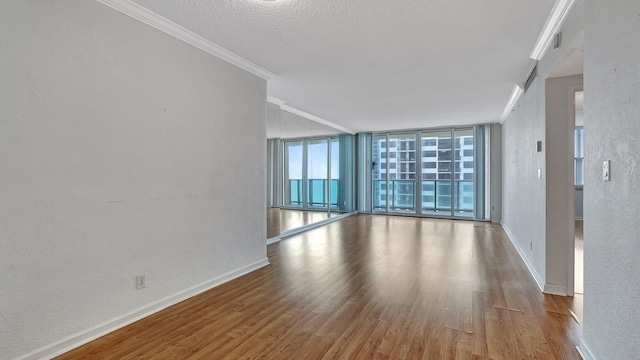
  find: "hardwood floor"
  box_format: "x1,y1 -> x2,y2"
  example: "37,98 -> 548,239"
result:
58,215 -> 581,359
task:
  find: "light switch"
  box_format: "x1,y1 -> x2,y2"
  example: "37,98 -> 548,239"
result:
603,160 -> 611,181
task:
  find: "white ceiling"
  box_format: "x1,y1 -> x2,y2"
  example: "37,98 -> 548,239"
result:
130,0 -> 556,133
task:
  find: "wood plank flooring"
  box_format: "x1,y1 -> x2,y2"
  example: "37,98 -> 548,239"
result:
57,215 -> 581,359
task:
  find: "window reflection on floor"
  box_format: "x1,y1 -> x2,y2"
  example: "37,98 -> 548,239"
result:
267,208 -> 341,238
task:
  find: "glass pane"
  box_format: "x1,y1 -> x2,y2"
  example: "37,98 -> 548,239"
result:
331,138 -> 339,208
390,180 -> 415,212
575,158 -> 584,186
307,139 -> 329,208
575,128 -> 584,186
372,135 -> 387,212
388,134 -> 416,213
575,128 -> 584,158
421,130 -> 453,216
283,141 -> 303,206
454,129 -> 474,218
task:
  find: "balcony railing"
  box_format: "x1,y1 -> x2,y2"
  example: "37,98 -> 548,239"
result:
373,179 -> 473,213
372,180 -> 416,211
287,179 -> 338,207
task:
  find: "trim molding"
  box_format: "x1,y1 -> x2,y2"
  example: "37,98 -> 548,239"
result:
267,96 -> 356,135
95,0 -> 274,80
16,258 -> 270,360
267,235 -> 282,245
266,96 -> 286,107
501,223 -> 545,292
500,84 -> 524,122
267,212 -> 356,245
530,0 -> 578,60
577,339 -> 597,360
544,284 -> 568,296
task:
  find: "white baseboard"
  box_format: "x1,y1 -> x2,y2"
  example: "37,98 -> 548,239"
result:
577,339 -> 597,360
544,284 -> 568,296
268,212 -> 355,245
16,258 -> 270,360
501,223 -> 545,292
267,235 -> 281,245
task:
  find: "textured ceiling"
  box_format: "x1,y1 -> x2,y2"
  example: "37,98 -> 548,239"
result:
130,0 -> 555,132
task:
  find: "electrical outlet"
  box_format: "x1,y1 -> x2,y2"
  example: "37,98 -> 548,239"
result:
136,274 -> 147,290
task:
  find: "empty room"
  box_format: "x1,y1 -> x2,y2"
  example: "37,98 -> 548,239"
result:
1,0 -> 638,359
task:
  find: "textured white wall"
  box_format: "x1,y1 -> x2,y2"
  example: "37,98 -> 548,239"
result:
502,80 -> 547,286
581,0 -> 640,357
502,0 -> 583,291
0,1 -> 267,359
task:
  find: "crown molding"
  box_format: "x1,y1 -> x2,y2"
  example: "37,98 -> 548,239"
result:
266,96 -> 287,106
267,96 -> 356,135
96,0 -> 274,80
500,84 -> 524,122
529,0 -> 578,60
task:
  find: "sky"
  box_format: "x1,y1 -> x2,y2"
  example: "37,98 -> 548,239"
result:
287,141 -> 339,179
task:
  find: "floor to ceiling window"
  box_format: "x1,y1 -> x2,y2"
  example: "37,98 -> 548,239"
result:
307,139 -> 330,208
372,133 -> 417,213
282,135 -> 355,213
283,140 -> 303,207
366,127 -> 487,220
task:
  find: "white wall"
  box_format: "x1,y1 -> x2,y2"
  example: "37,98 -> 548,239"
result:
0,1 -> 267,359
502,0 -> 583,292
581,0 -> 640,357
502,78 -> 548,287
266,103 -> 282,140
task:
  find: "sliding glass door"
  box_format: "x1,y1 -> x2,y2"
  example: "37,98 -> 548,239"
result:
283,140 -> 303,207
453,129 -> 474,218
307,139 -> 329,209
371,128 -> 478,219
283,137 -> 349,212
372,133 -> 418,214
420,130 -> 454,216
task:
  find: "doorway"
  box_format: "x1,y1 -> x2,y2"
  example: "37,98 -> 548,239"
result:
573,91 -> 584,302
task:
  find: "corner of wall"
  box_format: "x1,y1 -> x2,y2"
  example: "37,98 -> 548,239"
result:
15,259 -> 269,360
543,284 -> 568,296
501,223 -> 545,292
577,339 -> 598,360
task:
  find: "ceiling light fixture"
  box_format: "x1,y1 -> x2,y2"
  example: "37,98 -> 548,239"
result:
529,0 -> 577,60
501,84 -> 524,122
